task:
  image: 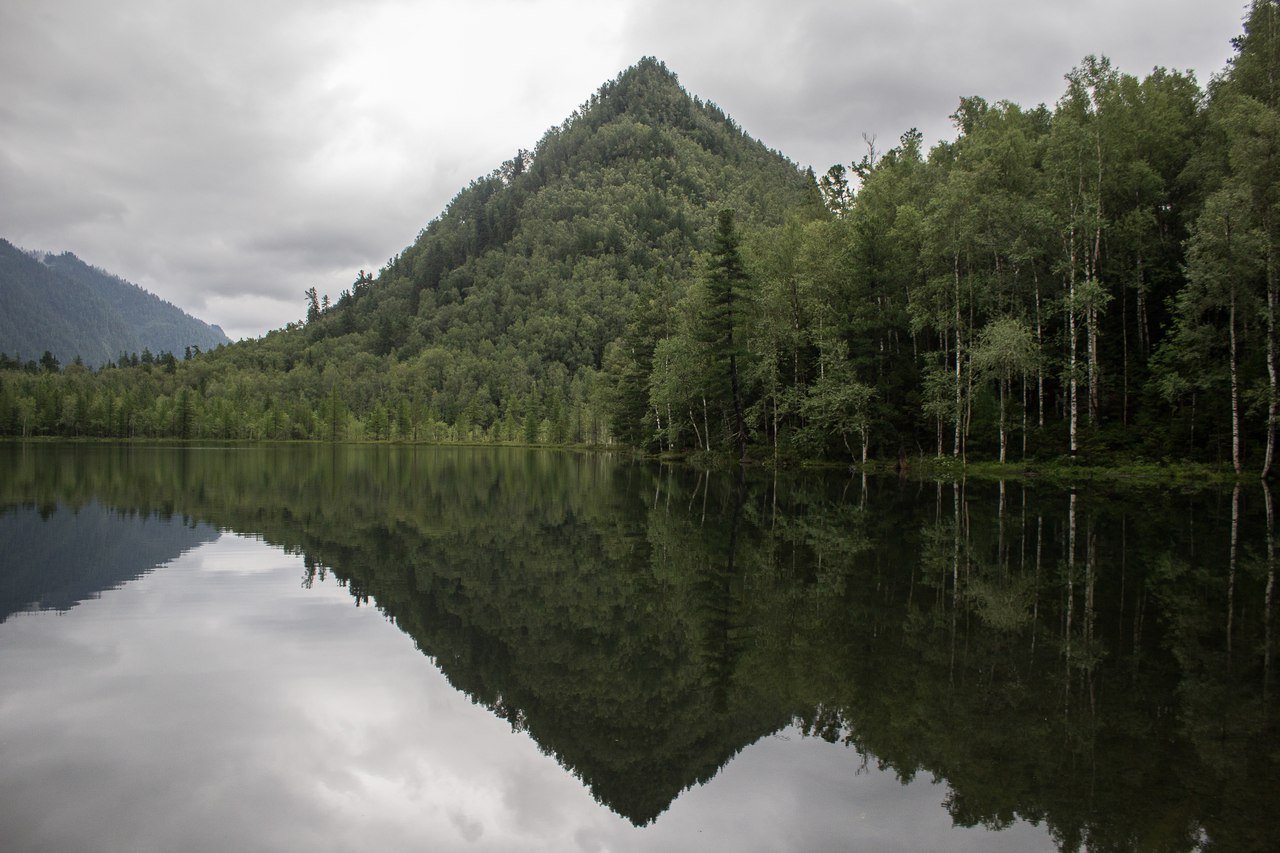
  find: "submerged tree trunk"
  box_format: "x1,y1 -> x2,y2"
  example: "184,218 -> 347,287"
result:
1065,491 -> 1077,712
1266,482 -> 1276,697
1229,483 -> 1240,658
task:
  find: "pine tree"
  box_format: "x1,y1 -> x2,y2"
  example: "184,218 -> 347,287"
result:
700,209 -> 751,462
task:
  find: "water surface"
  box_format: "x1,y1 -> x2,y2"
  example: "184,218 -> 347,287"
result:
0,444 -> 1275,851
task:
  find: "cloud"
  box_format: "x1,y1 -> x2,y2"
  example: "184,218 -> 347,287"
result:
0,0 -> 1248,339
619,0 -> 1243,172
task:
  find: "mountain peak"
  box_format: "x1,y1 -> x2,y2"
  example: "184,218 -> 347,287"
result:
568,56 -> 737,138
619,55 -> 679,82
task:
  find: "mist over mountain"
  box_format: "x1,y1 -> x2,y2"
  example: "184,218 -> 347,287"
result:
0,239 -> 229,367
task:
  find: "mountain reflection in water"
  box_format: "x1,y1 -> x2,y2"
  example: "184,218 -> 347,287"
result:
0,443 -> 1275,851
0,500 -> 217,622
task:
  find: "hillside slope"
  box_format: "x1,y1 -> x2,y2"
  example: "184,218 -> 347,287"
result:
0,239 -> 229,367
192,57 -> 823,438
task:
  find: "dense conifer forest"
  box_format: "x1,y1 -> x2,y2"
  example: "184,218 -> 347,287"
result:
2,3 -> 1278,472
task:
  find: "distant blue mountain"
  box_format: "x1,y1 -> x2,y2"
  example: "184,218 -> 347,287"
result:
0,501 -> 219,623
0,238 -> 229,366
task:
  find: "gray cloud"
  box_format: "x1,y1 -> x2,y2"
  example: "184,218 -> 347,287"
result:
620,0 -> 1244,173
0,0 -> 1248,339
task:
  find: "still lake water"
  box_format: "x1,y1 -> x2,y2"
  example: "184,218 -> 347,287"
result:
0,443 -> 1276,852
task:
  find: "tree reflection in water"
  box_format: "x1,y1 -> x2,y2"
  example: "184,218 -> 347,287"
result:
3,443 -> 1276,850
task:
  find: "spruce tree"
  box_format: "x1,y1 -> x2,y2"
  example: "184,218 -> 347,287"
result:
701,209 -> 751,462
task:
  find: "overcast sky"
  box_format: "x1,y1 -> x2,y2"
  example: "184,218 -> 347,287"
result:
0,0 -> 1249,340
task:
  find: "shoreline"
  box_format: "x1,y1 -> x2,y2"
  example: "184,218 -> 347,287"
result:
3,436 -> 1250,488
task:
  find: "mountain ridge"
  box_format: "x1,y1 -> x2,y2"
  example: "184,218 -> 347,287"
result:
0,239 -> 230,367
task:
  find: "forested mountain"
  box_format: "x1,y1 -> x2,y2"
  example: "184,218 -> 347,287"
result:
0,239 -> 229,367
2,5 -> 1279,474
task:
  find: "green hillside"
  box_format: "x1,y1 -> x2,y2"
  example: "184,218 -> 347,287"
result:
192,57 -> 823,440
0,240 -> 229,367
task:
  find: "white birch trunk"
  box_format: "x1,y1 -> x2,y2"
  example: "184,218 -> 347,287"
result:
1231,288 -> 1242,474
953,253 -> 963,458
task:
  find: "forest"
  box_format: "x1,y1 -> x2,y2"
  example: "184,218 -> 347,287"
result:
1,2 -> 1277,474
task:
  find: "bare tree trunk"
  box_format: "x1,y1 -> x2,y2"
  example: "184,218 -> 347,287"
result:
1122,273 -> 1129,426
1035,274 -> 1045,429
1068,259 -> 1079,457
1265,242 -> 1278,478
1021,373 -> 1028,459
1087,299 -> 1099,425
1232,287 -> 1242,474
772,393 -> 779,462
1089,126 -> 1104,427
954,253 -> 963,459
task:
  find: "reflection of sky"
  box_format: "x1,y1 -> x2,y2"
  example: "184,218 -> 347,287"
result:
0,534 -> 1054,852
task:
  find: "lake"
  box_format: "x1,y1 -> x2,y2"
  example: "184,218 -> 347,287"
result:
0,443 -> 1275,852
